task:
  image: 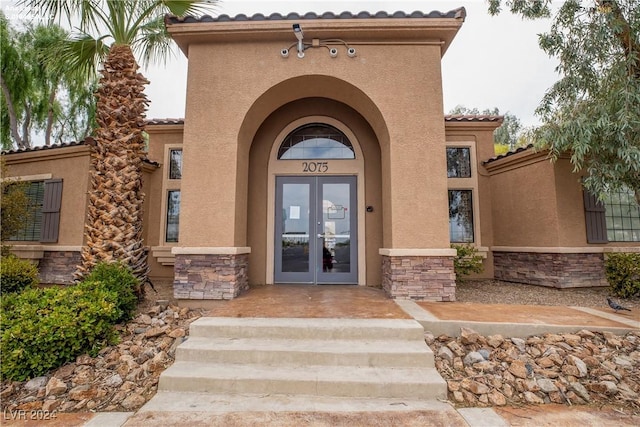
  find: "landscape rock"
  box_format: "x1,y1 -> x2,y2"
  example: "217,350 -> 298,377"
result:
24,377 -> 47,393
430,329 -> 639,409
0,305 -> 204,413
45,377 -> 67,396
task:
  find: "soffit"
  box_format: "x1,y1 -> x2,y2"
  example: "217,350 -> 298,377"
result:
165,9 -> 466,56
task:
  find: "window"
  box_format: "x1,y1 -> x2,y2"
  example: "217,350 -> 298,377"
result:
169,149 -> 182,179
449,190 -> 474,243
603,187 -> 640,242
163,146 -> 182,243
446,143 -> 478,244
5,179 -> 62,242
278,123 -> 355,159
446,147 -> 471,178
8,181 -> 44,241
166,190 -> 180,242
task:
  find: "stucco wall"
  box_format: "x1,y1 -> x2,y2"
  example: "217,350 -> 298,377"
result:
177,38 -> 451,252
3,145 -> 90,246
488,152 -> 562,247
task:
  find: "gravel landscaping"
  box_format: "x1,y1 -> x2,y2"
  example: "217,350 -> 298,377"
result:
1,280 -> 638,415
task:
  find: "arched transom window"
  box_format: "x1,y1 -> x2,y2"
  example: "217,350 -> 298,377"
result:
278,123 -> 355,160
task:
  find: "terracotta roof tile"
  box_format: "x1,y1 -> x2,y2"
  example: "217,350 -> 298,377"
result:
444,114 -> 503,122
166,8 -> 467,25
1,140 -> 85,155
483,143 -> 535,164
145,118 -> 185,125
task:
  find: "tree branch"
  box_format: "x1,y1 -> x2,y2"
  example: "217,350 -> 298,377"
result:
0,73 -> 24,148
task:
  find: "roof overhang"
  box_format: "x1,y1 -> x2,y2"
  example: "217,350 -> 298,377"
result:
166,9 -> 466,57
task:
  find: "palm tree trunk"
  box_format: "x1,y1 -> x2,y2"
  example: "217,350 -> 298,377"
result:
75,44 -> 149,297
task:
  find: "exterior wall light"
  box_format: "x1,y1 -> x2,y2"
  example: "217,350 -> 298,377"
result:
329,48 -> 338,58
347,47 -> 357,57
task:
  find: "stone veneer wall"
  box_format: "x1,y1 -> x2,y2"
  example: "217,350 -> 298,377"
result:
494,252 -> 607,288
38,250 -> 82,284
173,253 -> 249,300
381,255 -> 456,301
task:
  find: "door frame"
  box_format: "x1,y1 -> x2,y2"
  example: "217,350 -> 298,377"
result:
274,175 -> 358,284
266,116 -> 366,285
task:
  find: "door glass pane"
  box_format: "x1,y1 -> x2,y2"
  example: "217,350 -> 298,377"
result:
321,183 -> 351,273
281,183 -> 310,272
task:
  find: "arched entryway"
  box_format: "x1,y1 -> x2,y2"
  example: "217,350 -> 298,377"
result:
270,121 -> 363,285
245,97 -> 383,287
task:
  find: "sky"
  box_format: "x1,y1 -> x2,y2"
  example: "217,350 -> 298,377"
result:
2,0 -> 560,128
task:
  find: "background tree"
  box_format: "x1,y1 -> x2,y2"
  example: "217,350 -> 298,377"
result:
0,12 -> 97,149
488,0 -> 640,204
19,0 -> 216,292
449,105 -> 525,150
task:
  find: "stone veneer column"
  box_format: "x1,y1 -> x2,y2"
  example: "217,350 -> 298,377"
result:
493,250 -> 607,288
172,247 -> 250,300
379,249 -> 457,301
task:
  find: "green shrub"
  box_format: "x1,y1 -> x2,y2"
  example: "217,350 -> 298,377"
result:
605,253 -> 640,298
451,244 -> 484,279
0,255 -> 39,295
84,262 -> 139,322
0,281 -> 120,381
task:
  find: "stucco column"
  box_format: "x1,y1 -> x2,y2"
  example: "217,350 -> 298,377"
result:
377,57 -> 456,300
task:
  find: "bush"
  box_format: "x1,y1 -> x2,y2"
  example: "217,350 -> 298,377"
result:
451,244 -> 484,279
605,253 -> 640,298
84,262 -> 139,322
0,282 -> 120,381
0,255 -> 39,295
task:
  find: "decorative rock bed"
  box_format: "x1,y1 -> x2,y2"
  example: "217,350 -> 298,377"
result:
0,305 -> 203,413
426,327 -> 640,410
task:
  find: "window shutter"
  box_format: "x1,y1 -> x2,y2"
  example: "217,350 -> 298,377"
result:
40,179 -> 63,243
583,190 -> 608,243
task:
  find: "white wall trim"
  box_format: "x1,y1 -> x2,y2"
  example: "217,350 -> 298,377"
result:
379,248 -> 457,257
491,246 -> 640,254
171,246 -> 251,255
1,173 -> 52,183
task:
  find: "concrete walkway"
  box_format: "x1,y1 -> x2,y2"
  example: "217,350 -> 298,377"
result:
4,289 -> 637,427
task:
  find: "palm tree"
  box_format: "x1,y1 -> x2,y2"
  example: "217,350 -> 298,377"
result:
20,0 -> 216,294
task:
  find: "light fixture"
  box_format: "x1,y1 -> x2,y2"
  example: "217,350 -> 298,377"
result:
329,48 -> 338,58
293,23 -> 304,58
347,47 -> 356,57
280,48 -> 289,58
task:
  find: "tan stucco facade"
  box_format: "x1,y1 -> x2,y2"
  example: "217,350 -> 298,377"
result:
3,7 -> 637,298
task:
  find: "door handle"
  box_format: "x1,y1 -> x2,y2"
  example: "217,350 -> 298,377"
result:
317,234 -> 324,238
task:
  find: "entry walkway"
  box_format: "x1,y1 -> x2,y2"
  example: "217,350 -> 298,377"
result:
6,285 -> 637,427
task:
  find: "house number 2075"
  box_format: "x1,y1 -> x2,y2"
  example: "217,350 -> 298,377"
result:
302,161 -> 328,173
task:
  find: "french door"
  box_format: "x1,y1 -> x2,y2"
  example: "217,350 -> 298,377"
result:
275,176 -> 357,284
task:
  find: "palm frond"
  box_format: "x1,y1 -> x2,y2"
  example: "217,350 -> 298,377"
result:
134,16 -> 175,67
46,32 -> 110,80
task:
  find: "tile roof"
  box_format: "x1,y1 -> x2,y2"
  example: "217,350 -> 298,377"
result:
483,143 -> 535,164
1,140 -> 85,155
166,9 -> 467,25
444,114 -> 503,122
1,139 -> 159,166
145,118 -> 184,125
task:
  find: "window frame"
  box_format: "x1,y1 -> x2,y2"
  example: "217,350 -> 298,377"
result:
277,123 -> 356,160
603,187 -> 640,242
446,142 -> 481,245
160,144 -> 182,245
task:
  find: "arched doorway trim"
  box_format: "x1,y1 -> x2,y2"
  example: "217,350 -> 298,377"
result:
266,115 -> 366,285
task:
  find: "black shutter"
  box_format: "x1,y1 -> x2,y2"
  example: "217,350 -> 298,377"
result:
583,190 -> 608,243
40,179 -> 63,243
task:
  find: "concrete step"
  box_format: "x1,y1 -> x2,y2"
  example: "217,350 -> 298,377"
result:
139,391 -> 457,414
159,361 -> 447,400
188,317 -> 426,341
176,336 -> 435,367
